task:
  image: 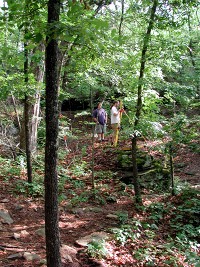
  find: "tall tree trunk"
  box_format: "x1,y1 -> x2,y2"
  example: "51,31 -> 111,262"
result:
30,43 -> 45,153
45,0 -> 61,266
187,13 -> 199,98
132,135 -> 142,204
132,0 -> 158,204
24,36 -> 33,183
11,93 -> 21,132
119,0 -> 124,36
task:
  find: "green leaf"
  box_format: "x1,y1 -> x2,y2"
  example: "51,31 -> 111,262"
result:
34,33 -> 43,43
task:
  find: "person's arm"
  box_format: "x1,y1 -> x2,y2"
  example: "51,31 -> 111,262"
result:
112,106 -> 118,116
92,110 -> 98,123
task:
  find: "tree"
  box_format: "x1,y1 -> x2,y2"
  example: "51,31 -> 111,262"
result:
130,0 -> 158,205
44,0 -> 61,266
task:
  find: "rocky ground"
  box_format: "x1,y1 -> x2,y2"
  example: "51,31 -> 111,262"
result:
0,118 -> 199,267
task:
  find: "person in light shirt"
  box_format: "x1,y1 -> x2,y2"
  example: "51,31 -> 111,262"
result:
110,100 -> 124,145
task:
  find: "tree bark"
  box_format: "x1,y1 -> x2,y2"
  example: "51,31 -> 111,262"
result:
132,0 -> 158,204
135,0 -> 158,127
131,136 -> 142,204
45,0 -> 61,266
187,13 -> 200,98
24,37 -> 33,183
30,43 -> 45,153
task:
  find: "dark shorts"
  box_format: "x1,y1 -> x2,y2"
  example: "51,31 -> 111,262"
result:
96,123 -> 106,134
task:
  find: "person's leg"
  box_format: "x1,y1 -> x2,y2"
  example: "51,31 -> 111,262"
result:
101,124 -> 106,141
111,124 -> 118,144
96,124 -> 102,141
98,133 -> 101,141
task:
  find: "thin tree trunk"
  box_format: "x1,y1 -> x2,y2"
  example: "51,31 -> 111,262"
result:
187,13 -> 199,98
30,43 -> 45,153
119,0 -> 124,36
30,91 -> 41,153
24,37 -> 33,184
45,0 -> 61,266
11,93 -> 21,131
132,136 -> 142,204
169,144 -> 175,196
135,0 -> 158,127
132,0 -> 158,204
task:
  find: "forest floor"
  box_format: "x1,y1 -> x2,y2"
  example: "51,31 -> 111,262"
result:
0,112 -> 199,267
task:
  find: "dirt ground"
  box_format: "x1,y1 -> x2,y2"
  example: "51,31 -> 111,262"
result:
0,126 -> 199,266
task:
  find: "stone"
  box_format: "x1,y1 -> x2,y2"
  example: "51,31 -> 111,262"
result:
35,228 -> 45,237
7,253 -> 23,260
0,209 -> 14,224
89,207 -> 102,213
106,214 -> 118,220
23,252 -> 40,261
21,230 -> 29,237
175,162 -> 186,168
60,244 -> 77,262
185,171 -> 196,175
14,204 -> 23,211
1,198 -> 9,203
13,233 -> 21,240
76,232 -> 110,247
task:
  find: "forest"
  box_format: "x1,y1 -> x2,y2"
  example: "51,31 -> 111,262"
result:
0,0 -> 199,266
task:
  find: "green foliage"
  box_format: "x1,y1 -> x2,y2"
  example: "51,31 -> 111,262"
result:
14,179 -> 44,197
70,160 -> 90,177
94,170 -> 114,181
115,211 -> 129,225
169,190 -> 200,239
70,191 -> 89,206
111,220 -> 144,246
111,225 -> 135,246
87,239 -> 108,259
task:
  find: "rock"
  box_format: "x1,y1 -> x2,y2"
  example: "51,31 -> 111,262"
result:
72,208 -> 85,216
106,214 -> 118,220
89,207 -> 102,213
175,163 -> 186,168
76,232 -> 110,247
0,209 -> 14,224
40,259 -> 47,265
36,228 -> 45,237
1,198 -> 9,203
185,171 -> 196,175
60,244 -> 77,263
23,252 -> 40,261
7,253 -> 23,260
13,233 -> 21,240
14,204 -> 23,211
21,230 -> 29,237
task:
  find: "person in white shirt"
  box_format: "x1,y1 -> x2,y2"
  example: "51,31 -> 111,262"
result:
110,100 -> 124,145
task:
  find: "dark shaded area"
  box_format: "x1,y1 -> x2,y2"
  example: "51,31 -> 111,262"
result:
61,99 -> 90,111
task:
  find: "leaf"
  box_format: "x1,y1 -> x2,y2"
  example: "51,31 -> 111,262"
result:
34,33 -> 43,43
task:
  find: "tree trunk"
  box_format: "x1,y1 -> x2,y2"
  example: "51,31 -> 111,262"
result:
24,37 -> 33,183
187,13 -> 200,99
169,144 -> 175,196
132,0 -> 158,204
131,136 -> 142,204
30,43 -> 45,153
45,0 -> 61,266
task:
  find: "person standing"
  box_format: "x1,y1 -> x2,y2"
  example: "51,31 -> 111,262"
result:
92,102 -> 107,142
111,100 -> 124,145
